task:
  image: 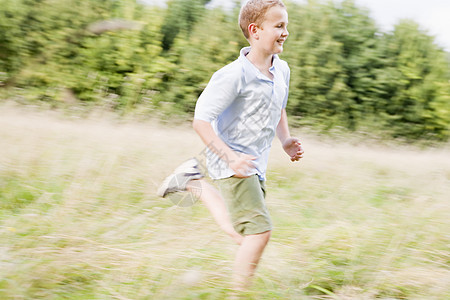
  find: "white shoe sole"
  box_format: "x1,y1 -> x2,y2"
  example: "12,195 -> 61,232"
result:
156,158 -> 203,198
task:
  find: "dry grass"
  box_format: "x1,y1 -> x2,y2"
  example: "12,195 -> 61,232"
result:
0,104 -> 449,299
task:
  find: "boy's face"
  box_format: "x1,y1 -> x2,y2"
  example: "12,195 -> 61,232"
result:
254,6 -> 289,55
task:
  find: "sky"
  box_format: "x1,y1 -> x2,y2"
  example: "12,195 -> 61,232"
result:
142,0 -> 450,51
354,0 -> 450,51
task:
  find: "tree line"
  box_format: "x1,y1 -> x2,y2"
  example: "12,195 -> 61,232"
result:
1,0 -> 449,141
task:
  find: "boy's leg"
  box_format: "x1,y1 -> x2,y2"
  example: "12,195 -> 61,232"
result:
157,158 -> 242,244
187,179 -> 243,245
187,179 -> 270,290
233,230 -> 271,291
216,176 -> 272,292
158,159 -> 270,289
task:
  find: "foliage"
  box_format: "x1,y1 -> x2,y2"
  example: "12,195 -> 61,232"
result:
161,7 -> 247,113
0,0 -> 173,110
160,0 -> 206,51
0,0 -> 449,141
377,20 -> 450,139
283,0 -> 450,140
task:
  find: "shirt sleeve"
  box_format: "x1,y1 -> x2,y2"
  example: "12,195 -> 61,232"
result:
194,64 -> 242,122
282,63 -> 290,109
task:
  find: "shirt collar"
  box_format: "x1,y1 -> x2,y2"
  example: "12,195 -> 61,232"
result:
239,47 -> 280,83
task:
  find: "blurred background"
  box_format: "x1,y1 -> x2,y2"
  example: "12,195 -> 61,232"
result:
1,0 -> 449,141
1,1 -> 450,299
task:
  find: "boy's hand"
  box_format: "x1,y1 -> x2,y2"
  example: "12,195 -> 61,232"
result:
282,137 -> 304,162
229,153 -> 257,178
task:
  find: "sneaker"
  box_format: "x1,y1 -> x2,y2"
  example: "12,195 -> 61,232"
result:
157,158 -> 204,197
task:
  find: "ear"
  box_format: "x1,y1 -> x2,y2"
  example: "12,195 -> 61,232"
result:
248,23 -> 259,40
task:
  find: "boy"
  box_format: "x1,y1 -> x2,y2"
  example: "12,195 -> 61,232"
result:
157,0 -> 303,291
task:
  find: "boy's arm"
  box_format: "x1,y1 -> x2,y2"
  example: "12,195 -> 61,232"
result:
276,109 -> 304,162
192,119 -> 256,178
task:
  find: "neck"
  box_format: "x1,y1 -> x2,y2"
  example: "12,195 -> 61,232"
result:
246,49 -> 274,72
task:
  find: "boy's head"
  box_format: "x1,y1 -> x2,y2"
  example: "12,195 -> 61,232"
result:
239,0 -> 286,40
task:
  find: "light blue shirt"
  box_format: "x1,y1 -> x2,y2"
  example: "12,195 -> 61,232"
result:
194,47 -> 290,180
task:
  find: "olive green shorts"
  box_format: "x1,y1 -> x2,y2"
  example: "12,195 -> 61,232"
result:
216,175 -> 272,236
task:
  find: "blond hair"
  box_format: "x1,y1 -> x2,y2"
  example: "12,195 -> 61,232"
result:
239,0 -> 286,39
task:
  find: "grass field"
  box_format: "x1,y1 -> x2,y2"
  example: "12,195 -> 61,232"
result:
1,104 -> 449,299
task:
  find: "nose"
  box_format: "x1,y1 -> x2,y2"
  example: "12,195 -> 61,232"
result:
283,27 -> 289,37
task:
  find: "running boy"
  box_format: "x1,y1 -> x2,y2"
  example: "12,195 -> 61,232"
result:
158,0 -> 303,291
